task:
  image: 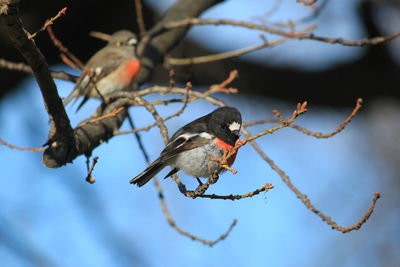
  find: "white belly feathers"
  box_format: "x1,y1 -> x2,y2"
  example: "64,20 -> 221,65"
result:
172,139 -> 224,178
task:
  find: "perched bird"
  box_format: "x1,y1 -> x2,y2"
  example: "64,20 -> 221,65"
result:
130,106 -> 242,187
64,30 -> 141,110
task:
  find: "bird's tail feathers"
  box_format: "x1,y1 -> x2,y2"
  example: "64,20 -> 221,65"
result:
64,74 -> 89,108
75,96 -> 89,111
130,162 -> 165,187
63,88 -> 80,107
63,89 -> 90,112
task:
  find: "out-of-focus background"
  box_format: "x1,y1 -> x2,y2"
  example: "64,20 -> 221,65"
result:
1,0 -> 399,266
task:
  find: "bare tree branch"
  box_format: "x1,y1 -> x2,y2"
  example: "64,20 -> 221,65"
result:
1,0 -> 382,241
134,0 -> 146,36
41,0 -> 224,168
0,83 -> 215,155
164,18 -> 400,46
47,26 -> 84,69
197,183 -> 274,200
166,25 -> 316,66
85,156 -> 98,184
89,31 -> 111,42
127,86 -> 379,233
0,58 -> 78,82
135,0 -> 225,83
154,176 -> 238,246
1,0 -> 76,166
297,0 -> 318,6
290,98 -> 363,138
28,7 -> 67,39
241,126 -> 381,233
42,80 -> 235,168
244,98 -> 363,139
0,137 -> 45,152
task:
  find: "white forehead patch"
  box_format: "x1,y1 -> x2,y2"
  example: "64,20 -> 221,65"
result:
94,67 -> 102,76
127,38 -> 138,45
228,121 -> 241,131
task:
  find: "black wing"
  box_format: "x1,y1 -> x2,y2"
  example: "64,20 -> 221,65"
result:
169,112 -> 211,141
130,133 -> 212,187
158,133 -> 212,163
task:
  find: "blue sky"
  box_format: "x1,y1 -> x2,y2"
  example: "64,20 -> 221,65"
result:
147,0 -> 366,70
1,0 -> 399,266
0,74 -> 397,267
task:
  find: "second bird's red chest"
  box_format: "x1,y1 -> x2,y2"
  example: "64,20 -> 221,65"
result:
120,59 -> 141,84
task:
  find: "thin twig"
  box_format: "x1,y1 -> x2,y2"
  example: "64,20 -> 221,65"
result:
0,58 -> 78,82
113,85 -> 231,106
290,98 -> 363,138
111,72 -> 237,108
241,126 -> 381,233
0,138 -> 45,152
197,183 -> 274,200
127,84 -> 377,233
167,40 -> 273,65
214,69 -> 239,89
135,96 -> 170,142
59,53 -> 81,70
168,69 -> 175,90
85,156 -> 99,184
79,107 -> 125,127
173,173 -> 221,198
243,119 -> 278,127
114,88 -> 189,136
245,102 -> 308,143
87,70 -> 107,104
264,0 -> 328,28
28,7 -> 67,40
47,26 -> 84,69
297,0 -> 317,6
114,111 -> 177,136
226,100 -> 379,232
259,0 -> 282,19
126,114 -> 151,162
243,98 -> 363,139
134,0 -> 146,36
165,18 -> 400,46
153,177 -> 238,246
89,31 -> 111,42
166,25 -> 316,65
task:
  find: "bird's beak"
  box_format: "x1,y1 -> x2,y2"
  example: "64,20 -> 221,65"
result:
232,130 -> 240,137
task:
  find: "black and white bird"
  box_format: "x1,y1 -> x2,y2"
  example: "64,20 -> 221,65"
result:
130,106 -> 242,187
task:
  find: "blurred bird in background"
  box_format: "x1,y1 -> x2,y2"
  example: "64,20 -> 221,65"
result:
63,30 -> 141,110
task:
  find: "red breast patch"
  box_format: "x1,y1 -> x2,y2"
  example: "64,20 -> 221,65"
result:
215,137 -> 237,166
120,59 -> 141,84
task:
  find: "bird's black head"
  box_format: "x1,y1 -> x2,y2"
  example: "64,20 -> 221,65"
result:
208,106 -> 242,146
109,30 -> 138,47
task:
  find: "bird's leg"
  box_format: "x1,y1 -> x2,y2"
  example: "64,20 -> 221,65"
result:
196,177 -> 203,186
